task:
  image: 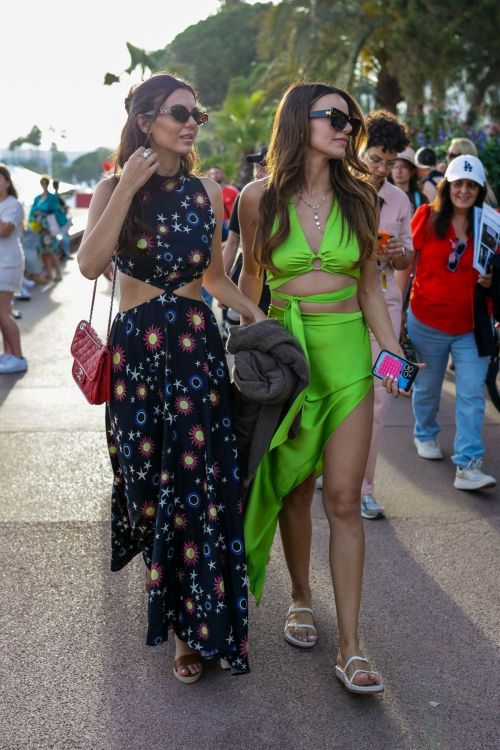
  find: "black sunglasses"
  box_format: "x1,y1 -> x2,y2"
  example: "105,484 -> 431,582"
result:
309,107 -> 362,137
143,105 -> 209,126
447,239 -> 467,272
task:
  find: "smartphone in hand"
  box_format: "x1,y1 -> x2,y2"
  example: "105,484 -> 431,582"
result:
372,350 -> 419,392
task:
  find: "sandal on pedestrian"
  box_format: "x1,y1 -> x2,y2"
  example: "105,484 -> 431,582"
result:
335,656 -> 384,694
173,653 -> 203,684
284,606 -> 317,649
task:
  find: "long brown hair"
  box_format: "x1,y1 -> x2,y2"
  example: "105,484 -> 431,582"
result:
0,164 -> 19,198
113,73 -> 201,256
431,178 -> 486,239
253,82 -> 377,274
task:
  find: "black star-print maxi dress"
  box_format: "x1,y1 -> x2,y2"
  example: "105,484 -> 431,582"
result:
106,170 -> 249,674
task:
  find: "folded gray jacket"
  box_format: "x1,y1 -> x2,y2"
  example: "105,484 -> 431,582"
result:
226,318 -> 310,507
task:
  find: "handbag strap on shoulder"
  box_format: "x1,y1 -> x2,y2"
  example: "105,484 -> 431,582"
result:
88,261 -> 118,346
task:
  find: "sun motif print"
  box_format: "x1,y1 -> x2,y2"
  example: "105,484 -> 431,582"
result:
108,169 -> 249,674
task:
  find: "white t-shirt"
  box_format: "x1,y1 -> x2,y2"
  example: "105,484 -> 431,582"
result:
0,195 -> 25,268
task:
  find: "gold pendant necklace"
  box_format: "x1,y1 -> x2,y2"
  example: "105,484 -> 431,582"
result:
297,188 -> 331,233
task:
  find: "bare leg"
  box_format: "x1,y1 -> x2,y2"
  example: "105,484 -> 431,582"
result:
0,292 -> 23,358
41,254 -> 52,281
279,472 -> 317,643
322,388 -> 382,687
52,252 -> 62,281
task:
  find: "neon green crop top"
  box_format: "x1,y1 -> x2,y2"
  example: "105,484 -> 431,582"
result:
266,201 -> 361,291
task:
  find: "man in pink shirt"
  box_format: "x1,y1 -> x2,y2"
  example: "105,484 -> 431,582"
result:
360,111 -> 414,519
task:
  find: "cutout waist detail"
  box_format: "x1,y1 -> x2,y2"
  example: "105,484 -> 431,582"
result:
271,283 -> 358,338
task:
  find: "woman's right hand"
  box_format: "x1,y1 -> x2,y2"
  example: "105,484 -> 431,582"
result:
116,147 -> 159,198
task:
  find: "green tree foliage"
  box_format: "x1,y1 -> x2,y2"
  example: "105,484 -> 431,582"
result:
50,142 -> 68,178
104,2 -> 270,109
390,0 -> 500,122
9,125 -> 43,151
62,148 -> 112,184
197,75 -> 273,180
9,125 -> 43,165
258,1 -> 396,108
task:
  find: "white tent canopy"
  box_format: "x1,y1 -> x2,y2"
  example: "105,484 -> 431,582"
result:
6,166 -> 77,206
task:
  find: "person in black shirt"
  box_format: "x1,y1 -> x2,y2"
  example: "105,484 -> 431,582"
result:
221,148 -> 270,326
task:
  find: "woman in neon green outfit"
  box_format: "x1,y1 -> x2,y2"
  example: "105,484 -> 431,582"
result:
239,83 -> 420,694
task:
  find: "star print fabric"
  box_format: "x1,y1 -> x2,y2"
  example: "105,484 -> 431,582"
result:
115,170 -> 215,289
107,172 -> 249,674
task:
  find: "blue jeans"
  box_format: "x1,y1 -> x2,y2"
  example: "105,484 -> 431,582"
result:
201,287 -> 213,308
407,308 -> 490,467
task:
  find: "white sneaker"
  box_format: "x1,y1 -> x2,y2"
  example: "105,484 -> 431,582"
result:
361,494 -> 385,520
414,438 -> 443,460
454,460 -> 496,491
0,355 -> 28,374
15,286 -> 31,300
0,352 -> 9,364
315,475 -> 323,489
22,277 -> 36,288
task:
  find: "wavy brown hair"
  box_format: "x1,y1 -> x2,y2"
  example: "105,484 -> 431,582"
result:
431,178 -> 486,240
113,72 -> 201,256
253,82 -> 377,274
0,164 -> 19,198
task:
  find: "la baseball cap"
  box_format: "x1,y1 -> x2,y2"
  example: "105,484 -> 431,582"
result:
246,147 -> 268,165
445,154 -> 485,186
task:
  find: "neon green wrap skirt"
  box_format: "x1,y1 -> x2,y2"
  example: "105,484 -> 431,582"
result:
243,284 -> 373,604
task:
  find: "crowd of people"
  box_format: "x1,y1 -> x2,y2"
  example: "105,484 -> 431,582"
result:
2,70 -> 498,694
0,168 -> 74,374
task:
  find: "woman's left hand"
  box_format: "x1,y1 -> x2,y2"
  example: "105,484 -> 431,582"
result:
382,362 -> 426,398
478,268 -> 492,289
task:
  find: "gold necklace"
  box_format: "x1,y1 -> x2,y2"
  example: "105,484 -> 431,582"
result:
297,188 -> 331,233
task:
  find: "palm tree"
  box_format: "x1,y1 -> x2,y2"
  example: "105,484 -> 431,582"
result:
258,0 -> 401,111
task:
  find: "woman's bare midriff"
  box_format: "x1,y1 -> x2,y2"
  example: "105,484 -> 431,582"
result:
271,269 -> 360,313
118,273 -> 204,312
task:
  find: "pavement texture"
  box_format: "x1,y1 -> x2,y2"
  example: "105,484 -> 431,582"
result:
1,257 -> 499,750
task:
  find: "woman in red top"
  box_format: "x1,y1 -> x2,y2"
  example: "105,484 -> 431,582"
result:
407,154 -> 496,490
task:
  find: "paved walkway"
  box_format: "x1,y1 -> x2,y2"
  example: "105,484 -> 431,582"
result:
1,258 -> 499,750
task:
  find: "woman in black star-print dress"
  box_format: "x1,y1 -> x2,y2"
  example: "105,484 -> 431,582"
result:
77,73 -> 266,681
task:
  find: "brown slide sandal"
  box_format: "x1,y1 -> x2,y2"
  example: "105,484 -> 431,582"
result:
173,653 -> 203,684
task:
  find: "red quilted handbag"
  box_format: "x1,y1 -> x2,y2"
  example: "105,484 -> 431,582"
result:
71,265 -> 117,405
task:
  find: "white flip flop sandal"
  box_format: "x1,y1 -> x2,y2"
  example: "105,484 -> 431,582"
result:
334,655 -> 384,694
284,606 -> 317,649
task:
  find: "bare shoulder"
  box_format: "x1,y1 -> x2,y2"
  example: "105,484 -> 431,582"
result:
240,177 -> 267,218
199,176 -> 222,204
241,177 -> 267,202
82,177 -> 117,238
91,176 -> 117,206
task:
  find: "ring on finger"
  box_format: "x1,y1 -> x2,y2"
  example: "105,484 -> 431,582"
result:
401,246 -> 406,256
141,149 -> 152,159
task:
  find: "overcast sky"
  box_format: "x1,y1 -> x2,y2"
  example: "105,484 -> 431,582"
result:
2,0 -> 263,155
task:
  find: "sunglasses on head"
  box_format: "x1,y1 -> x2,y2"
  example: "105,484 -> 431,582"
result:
143,104 -> 209,126
309,107 -> 362,137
